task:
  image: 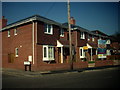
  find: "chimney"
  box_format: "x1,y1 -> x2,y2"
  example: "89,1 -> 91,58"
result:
70,17 -> 76,25
0,16 -> 7,29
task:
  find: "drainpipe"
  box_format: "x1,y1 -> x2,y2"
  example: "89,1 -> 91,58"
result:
32,21 -> 35,64
61,47 -> 63,63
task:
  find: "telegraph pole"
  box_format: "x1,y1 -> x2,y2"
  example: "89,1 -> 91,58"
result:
67,0 -> 73,70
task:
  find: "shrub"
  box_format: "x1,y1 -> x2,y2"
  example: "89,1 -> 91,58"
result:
88,61 -> 95,63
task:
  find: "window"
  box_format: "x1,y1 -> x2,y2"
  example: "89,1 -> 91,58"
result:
14,28 -> 17,35
80,47 -> 85,58
107,50 -> 111,55
15,48 -> 18,57
88,34 -> 90,41
60,28 -> 64,37
44,24 -> 53,34
92,36 -> 95,41
8,30 -> 10,37
80,48 -> 83,56
80,32 -> 85,39
44,47 -> 47,58
43,45 -> 54,61
106,39 -> 111,44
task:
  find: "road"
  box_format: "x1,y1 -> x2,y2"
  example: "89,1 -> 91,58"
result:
2,67 -> 120,88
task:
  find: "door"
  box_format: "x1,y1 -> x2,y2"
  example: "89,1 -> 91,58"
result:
8,53 -> 14,63
58,48 -> 61,63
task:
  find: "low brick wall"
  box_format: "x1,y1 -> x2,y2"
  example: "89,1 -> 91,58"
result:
113,60 -> 120,65
95,60 -> 113,67
36,63 -> 70,71
107,55 -> 120,60
73,61 -> 88,69
35,61 -> 88,71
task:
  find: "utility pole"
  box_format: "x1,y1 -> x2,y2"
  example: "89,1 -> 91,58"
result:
67,0 -> 73,70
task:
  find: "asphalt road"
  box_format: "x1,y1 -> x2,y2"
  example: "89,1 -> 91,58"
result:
2,67 -> 120,88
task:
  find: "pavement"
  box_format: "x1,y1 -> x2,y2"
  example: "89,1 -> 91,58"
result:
2,65 -> 120,77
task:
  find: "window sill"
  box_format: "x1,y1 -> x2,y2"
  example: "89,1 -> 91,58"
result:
14,34 -> 17,36
15,55 -> 18,57
60,35 -> 64,37
80,38 -> 85,40
44,32 -> 53,35
43,58 -> 55,61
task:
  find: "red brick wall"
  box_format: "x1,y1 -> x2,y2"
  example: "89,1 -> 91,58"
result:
33,62 -> 88,71
95,60 -> 113,67
36,63 -> 70,71
76,47 -> 81,61
87,34 -> 98,44
37,21 -> 59,46
2,23 -> 33,70
77,31 -> 87,47
73,61 -> 88,69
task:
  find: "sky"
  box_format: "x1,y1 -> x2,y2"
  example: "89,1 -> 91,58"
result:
2,1 -> 120,35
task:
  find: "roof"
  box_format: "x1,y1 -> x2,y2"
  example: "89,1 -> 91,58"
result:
92,30 -> 108,36
1,15 -> 67,31
62,23 -> 108,38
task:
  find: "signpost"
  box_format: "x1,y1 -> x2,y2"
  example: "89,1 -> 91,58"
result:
24,61 -> 31,71
98,39 -> 107,59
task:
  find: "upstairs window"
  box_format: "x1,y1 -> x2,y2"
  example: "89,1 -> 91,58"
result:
80,32 -> 85,39
44,24 -> 53,35
106,39 -> 111,44
8,30 -> 10,37
60,28 -> 64,37
14,28 -> 17,36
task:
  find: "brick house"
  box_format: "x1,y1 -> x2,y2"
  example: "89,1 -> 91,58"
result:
63,18 -> 112,62
1,15 -> 74,71
1,15 -> 119,71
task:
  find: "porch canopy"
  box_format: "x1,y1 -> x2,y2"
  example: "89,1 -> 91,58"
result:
87,42 -> 98,49
87,42 -> 98,61
57,38 -> 70,47
57,38 -> 70,63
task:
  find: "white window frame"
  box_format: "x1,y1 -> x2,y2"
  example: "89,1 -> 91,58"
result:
107,50 -> 111,55
15,48 -> 18,57
44,23 -> 53,35
8,30 -> 10,37
106,39 -> 111,44
92,36 -> 95,41
60,28 -> 64,37
80,32 -> 85,39
88,34 -> 90,41
14,28 -> 17,36
80,47 -> 85,58
43,45 -> 54,61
